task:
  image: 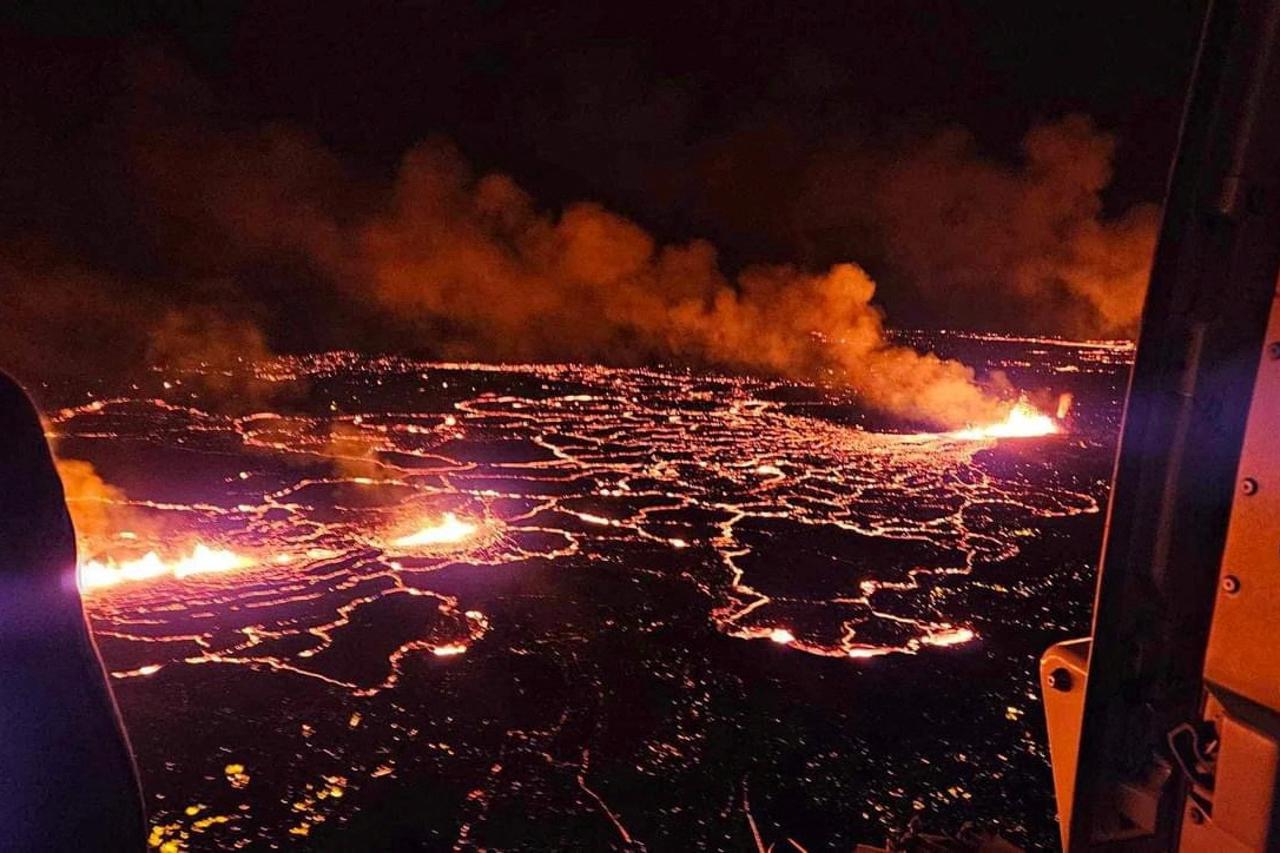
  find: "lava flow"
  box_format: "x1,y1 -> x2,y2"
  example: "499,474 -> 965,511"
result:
59,352 -> 1089,673
46,345 -> 1121,849
78,543 -> 251,591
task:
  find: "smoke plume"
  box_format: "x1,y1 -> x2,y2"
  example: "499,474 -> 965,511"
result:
1,56 -> 1161,429
351,143 -> 1007,425
54,458 -> 159,548
800,115 -> 1159,337
121,113 -> 1013,426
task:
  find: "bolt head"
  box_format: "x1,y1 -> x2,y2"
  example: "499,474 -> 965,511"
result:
1242,477 -> 1259,495
1047,667 -> 1073,692
1223,575 -> 1242,594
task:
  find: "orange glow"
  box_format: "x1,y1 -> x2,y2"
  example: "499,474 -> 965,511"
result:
768,628 -> 795,645
79,544 -> 251,592
947,399 -> 1060,440
390,512 -> 478,548
431,643 -> 468,657
922,626 -> 976,647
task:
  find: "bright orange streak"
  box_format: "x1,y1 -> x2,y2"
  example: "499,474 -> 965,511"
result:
922,626 -> 975,647
391,512 -> 477,548
947,399 -> 1060,440
79,544 -> 251,592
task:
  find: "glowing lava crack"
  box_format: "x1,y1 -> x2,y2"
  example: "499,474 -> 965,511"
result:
57,353 -> 1090,680
45,347 -> 1118,850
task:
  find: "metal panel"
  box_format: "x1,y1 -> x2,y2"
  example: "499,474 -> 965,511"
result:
1067,0 -> 1280,847
1205,290 -> 1280,708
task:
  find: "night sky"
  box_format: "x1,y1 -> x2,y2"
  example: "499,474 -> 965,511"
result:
0,1 -> 1207,383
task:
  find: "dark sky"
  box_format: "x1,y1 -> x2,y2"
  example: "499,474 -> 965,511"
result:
0,0 -> 1208,378
3,1 -> 1204,220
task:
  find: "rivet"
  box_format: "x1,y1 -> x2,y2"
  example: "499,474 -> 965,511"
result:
1223,575 -> 1242,594
1048,667 -> 1073,692
1242,477 -> 1259,495
1269,341 -> 1280,360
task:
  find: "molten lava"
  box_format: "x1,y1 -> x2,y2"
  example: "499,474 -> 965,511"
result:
768,628 -> 796,645
947,399 -> 1060,441
391,512 -> 478,548
79,543 -> 251,592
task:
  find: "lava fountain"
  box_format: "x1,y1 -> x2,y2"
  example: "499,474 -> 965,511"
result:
945,399 -> 1061,441
390,512 -> 479,548
78,543 -> 252,592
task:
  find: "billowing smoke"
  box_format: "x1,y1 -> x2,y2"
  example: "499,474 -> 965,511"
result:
356,143 -> 1007,426
54,458 -> 159,548
800,115 -> 1159,337
146,307 -> 282,410
75,89 -> 1012,428
2,57 -> 1157,429
0,241 -> 151,387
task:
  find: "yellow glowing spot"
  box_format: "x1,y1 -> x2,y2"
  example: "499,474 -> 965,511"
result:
223,763 -> 250,789
288,824 -> 311,837
756,464 -> 784,476
118,530 -> 138,540
391,513 -> 477,548
847,647 -> 890,659
348,712 -> 362,728
579,512 -> 612,526
237,471 -> 250,480
184,804 -> 205,817
443,415 -> 458,427
669,538 -> 689,549
274,553 -> 294,564
191,814 -> 231,831
79,544 -> 251,592
137,664 -> 162,676
947,400 -> 1060,440
432,643 -> 468,657
769,628 -> 795,645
